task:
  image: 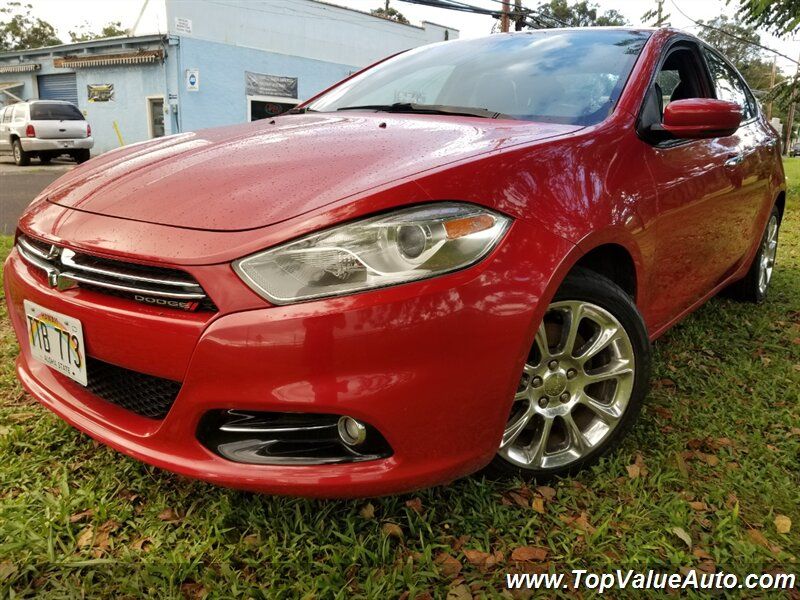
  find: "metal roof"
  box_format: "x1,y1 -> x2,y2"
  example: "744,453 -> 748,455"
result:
0,34 -> 167,60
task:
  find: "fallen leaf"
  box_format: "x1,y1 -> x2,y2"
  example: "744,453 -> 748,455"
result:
507,491 -> 530,509
381,523 -> 403,539
158,508 -> 181,523
405,498 -> 423,515
485,550 -> 504,569
131,537 -> 153,552
672,526 -> 692,550
359,503 -> 375,519
560,512 -> 596,534
703,454 -> 719,467
69,509 -> 94,523
692,548 -> 713,560
775,515 -> 792,534
626,464 -> 641,479
0,561 -> 17,581
532,498 -> 545,514
446,584 -> 472,600
510,546 -> 548,562
689,502 -> 708,511
85,520 -> 119,556
536,485 -> 556,501
181,582 -> 206,600
76,526 -> 94,548
451,535 -> 470,551
463,549 -> 490,568
413,593 -> 434,600
434,552 -> 462,578
747,528 -> 770,549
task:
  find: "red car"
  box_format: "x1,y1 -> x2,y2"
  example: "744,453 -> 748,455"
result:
4,28 -> 784,497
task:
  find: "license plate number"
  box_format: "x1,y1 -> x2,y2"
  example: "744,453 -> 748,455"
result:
60,140 -> 74,147
24,300 -> 87,386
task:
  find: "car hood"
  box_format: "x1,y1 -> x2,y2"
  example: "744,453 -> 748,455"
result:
45,113 -> 582,231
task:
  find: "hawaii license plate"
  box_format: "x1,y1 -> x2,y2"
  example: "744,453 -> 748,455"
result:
24,300 -> 87,386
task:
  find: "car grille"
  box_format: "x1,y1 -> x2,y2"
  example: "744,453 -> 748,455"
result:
85,357 -> 181,419
16,234 -> 216,311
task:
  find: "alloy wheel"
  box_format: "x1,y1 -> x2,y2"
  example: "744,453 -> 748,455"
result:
499,301 -> 635,470
13,144 -> 20,163
758,215 -> 779,296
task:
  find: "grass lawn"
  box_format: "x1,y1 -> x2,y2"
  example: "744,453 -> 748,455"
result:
1,163 -> 799,599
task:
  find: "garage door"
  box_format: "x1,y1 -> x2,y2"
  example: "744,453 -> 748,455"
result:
37,73 -> 78,105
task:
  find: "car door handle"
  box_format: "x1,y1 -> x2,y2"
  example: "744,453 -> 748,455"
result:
724,153 -> 744,168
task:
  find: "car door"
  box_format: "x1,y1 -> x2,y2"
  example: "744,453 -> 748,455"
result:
701,47 -> 774,264
636,40 -> 753,329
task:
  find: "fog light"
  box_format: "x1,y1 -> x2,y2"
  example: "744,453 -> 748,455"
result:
338,416 -> 367,446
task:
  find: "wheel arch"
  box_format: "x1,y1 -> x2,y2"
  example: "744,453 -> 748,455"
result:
775,191 -> 786,223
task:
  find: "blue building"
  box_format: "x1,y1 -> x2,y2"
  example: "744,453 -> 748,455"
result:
0,0 -> 457,154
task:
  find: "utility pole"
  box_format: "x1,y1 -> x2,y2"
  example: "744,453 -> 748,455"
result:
784,53 -> 800,156
385,0 -> 389,10
766,56 -> 777,121
514,0 -> 524,31
501,0 -> 510,33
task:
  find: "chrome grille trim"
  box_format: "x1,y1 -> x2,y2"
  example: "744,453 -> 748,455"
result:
16,235 -> 210,305
60,249 -> 202,289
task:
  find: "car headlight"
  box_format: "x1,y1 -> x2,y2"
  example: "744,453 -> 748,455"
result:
233,202 -> 511,305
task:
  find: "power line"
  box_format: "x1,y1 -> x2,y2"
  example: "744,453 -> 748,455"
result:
670,0 -> 799,67
398,0 -> 570,30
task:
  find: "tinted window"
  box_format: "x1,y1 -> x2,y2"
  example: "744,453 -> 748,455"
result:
30,102 -> 84,121
309,30 -> 651,126
703,49 -> 756,120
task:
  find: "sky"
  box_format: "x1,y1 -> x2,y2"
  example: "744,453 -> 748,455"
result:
19,0 -> 800,75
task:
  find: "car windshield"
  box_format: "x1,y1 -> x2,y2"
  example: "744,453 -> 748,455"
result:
308,29 -> 651,126
30,102 -> 84,121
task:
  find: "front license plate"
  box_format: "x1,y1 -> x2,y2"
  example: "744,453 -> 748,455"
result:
24,300 -> 87,386
60,140 -> 74,147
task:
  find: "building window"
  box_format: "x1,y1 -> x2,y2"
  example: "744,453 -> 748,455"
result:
247,95 -> 298,121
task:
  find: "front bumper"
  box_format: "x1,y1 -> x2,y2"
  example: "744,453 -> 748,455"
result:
21,137 -> 94,152
4,221 -> 571,497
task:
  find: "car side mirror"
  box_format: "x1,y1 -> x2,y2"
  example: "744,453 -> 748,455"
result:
661,99 -> 742,139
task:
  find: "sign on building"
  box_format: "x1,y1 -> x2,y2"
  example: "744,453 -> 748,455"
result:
245,71 -> 298,99
186,69 -> 199,92
175,18 -> 193,34
87,84 -> 114,102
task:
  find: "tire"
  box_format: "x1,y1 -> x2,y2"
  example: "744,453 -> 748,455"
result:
486,268 -> 651,481
39,154 -> 52,164
73,149 -> 90,164
725,205 -> 781,303
12,139 -> 30,166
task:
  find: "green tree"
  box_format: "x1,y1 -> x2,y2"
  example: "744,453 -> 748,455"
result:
697,16 -> 777,91
0,2 -> 61,51
531,0 -> 627,28
69,21 -> 128,43
371,1 -> 409,25
732,0 -> 800,37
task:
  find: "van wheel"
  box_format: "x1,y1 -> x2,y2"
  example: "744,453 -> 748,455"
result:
487,268 -> 651,480
12,139 -> 30,166
73,149 -> 90,164
726,205 -> 781,303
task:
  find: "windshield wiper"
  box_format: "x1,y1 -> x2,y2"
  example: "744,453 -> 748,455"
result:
335,103 -> 508,119
284,106 -> 318,114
